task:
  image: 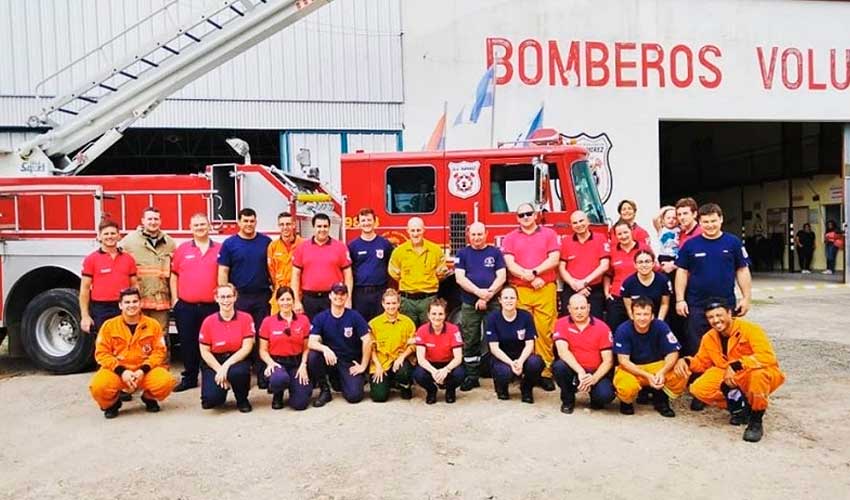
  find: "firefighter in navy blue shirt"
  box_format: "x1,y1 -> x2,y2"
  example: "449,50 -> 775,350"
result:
455,221 -> 506,392
674,203 -> 751,358
307,282 -> 372,406
484,285 -> 543,403
613,297 -> 687,417
348,208 -> 395,322
621,249 -> 673,321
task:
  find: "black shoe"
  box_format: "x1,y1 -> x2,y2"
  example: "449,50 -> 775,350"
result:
119,391 -> 133,402
141,395 -> 160,413
103,400 -> 122,419
399,387 -> 413,400
690,398 -> 706,411
560,400 -> 575,414
636,387 -> 653,405
729,411 -> 749,426
173,380 -> 197,393
520,387 -> 534,404
495,385 -> 509,400
257,379 -> 269,390
272,392 -> 285,410
654,392 -> 676,418
620,402 -> 635,415
445,388 -> 457,404
589,400 -> 605,410
425,391 -> 437,405
539,377 -> 556,392
460,377 -> 480,392
201,400 -> 218,410
237,400 -> 253,413
743,411 -> 764,442
313,385 -> 333,408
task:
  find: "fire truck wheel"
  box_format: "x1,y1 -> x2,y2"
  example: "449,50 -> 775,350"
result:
21,288 -> 95,374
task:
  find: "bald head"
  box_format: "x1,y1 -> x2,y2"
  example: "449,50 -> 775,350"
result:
468,221 -> 487,249
567,293 -> 590,323
570,210 -> 589,236
407,217 -> 425,245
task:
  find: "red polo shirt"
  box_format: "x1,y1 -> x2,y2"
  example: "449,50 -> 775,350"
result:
171,240 -> 220,303
553,316 -> 613,371
678,224 -> 703,248
414,322 -> 463,363
81,248 -> 137,302
607,242 -> 648,297
501,226 -> 560,285
198,311 -> 255,354
292,237 -> 352,292
259,313 -> 311,356
559,232 -> 611,286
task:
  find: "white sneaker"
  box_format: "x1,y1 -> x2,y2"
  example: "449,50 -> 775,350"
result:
801,269 -> 811,274
822,269 -> 833,275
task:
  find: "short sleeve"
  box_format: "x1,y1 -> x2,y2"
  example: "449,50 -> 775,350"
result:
242,313 -> 255,337
492,248 -> 506,270
81,253 -> 95,277
127,255 -> 138,276
292,243 -> 305,269
501,232 -> 516,256
450,325 -> 463,348
545,229 -> 560,253
734,238 -> 749,269
597,325 -> 613,350
217,239 -> 233,267
455,248 -> 468,272
523,312 -> 538,340
483,312 -> 497,342
309,314 -> 324,337
198,316 -> 213,345
259,317 -> 272,340
353,311 -> 369,337
674,240 -> 692,270
414,325 -> 428,346
613,326 -> 631,356
661,274 -> 673,295
339,241 -> 352,268
171,247 -> 182,274
657,321 -> 681,355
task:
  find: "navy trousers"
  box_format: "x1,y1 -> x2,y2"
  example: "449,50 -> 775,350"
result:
306,350 -> 365,403
235,291 -> 271,386
551,359 -> 615,407
491,354 -> 544,392
173,300 -> 217,385
201,356 -> 251,408
268,358 -> 312,411
413,363 -> 465,393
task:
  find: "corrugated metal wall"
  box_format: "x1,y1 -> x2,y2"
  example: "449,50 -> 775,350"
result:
0,0 -> 403,130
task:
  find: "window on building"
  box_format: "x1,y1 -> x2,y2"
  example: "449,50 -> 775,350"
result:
490,163 -> 565,213
386,166 -> 436,214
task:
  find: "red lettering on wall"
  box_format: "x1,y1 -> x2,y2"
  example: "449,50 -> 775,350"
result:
698,45 -> 722,89
614,42 -> 637,87
585,42 -> 610,87
756,46 -> 778,89
781,48 -> 803,90
487,37 -> 513,85
549,40 -> 581,86
670,45 -> 694,88
518,39 -> 543,85
830,48 -> 850,90
641,43 -> 665,88
807,49 -> 827,90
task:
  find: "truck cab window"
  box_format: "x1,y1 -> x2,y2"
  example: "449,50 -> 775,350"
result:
386,166 -> 436,214
490,163 -> 564,213
570,160 -> 607,224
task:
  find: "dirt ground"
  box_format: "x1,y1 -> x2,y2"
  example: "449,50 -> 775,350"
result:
1,279 -> 849,499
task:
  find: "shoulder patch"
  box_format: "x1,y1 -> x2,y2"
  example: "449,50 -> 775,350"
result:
666,332 -> 678,344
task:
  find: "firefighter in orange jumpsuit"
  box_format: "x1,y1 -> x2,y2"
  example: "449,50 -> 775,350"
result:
267,211 -> 303,315
674,299 -> 785,442
89,287 -> 176,418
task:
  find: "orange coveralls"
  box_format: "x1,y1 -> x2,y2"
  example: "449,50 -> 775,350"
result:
89,315 -> 176,409
688,318 -> 785,411
267,235 -> 303,314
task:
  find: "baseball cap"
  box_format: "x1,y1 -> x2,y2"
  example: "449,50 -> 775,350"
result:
330,282 -> 348,294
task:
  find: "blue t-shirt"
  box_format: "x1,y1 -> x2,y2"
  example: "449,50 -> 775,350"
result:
348,235 -> 394,287
310,308 -> 369,362
620,272 -> 672,316
483,309 -> 537,359
613,319 -> 680,365
455,245 -> 506,304
218,233 -> 272,294
674,233 -> 749,307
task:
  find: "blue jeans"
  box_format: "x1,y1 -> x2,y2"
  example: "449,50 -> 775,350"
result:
826,244 -> 838,272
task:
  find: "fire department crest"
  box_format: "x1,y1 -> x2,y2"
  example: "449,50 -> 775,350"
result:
376,249 -> 384,259
563,132 -> 614,203
448,161 -> 481,199
142,343 -> 153,354
517,329 -> 526,340
344,327 -> 354,338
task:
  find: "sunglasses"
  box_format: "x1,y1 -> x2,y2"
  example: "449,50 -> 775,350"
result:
284,327 -> 291,336
517,211 -> 535,218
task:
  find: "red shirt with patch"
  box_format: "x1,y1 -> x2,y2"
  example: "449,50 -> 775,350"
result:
199,311 -> 255,354
415,322 -> 463,363
607,242 -> 649,297
171,240 -> 220,303
559,232 -> 611,286
259,313 -> 311,356
81,248 -> 138,302
553,316 -> 613,371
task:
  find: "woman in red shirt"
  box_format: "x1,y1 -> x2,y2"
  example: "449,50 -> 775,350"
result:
610,199 -> 650,247
604,220 -> 646,330
259,286 -> 312,410
413,298 -> 465,404
198,284 -> 255,413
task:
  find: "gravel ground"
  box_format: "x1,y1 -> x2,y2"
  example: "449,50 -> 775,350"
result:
1,281 -> 849,499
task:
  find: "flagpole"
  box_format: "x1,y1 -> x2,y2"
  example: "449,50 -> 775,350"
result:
443,100 -> 448,150
489,61 -> 497,148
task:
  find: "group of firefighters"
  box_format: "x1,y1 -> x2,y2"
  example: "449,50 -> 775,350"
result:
83,198 -> 784,443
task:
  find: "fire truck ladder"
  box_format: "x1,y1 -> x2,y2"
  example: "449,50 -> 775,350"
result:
12,0 -> 331,176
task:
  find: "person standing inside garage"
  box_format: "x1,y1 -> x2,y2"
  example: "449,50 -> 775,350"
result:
823,220 -> 840,274
794,222 -> 815,273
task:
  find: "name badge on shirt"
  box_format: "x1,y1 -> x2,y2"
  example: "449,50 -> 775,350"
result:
272,330 -> 284,336
517,328 -> 526,340
357,251 -> 368,255
694,252 -> 706,257
100,267 -> 112,274
344,327 -> 354,338
214,341 -> 226,347
186,254 -> 196,259
613,260 -> 623,266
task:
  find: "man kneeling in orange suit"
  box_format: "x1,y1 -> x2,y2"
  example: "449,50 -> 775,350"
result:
674,298 -> 785,442
89,287 -> 176,418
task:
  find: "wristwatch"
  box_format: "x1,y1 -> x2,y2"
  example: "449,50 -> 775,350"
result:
532,269 -> 538,277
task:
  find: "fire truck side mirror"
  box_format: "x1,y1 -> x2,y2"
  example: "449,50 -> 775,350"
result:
532,156 -> 549,207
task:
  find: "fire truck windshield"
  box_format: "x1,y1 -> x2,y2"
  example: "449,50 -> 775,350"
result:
570,160 -> 607,224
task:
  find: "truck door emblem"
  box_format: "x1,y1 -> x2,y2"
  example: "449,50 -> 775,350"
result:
448,161 -> 481,200
563,132 -> 614,203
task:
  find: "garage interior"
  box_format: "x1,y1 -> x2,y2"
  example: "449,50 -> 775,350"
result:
659,121 -> 846,278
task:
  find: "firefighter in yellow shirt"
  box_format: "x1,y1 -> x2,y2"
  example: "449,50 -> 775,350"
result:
368,289 -> 417,401
388,217 -> 448,325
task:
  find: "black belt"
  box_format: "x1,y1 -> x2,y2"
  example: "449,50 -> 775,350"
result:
302,290 -> 330,298
272,354 -> 303,368
355,285 -> 385,291
400,291 -> 436,300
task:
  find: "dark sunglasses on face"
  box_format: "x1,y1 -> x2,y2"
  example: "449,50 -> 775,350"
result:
517,211 -> 535,218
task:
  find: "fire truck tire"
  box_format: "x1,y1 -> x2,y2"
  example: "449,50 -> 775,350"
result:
21,288 -> 95,374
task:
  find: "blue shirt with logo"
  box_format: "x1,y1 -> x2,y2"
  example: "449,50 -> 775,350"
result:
348,235 -> 395,287
484,309 -> 537,359
456,245 -> 506,304
218,233 -> 272,294
310,308 -> 369,362
613,319 -> 680,365
674,233 -> 749,307
620,272 -> 672,316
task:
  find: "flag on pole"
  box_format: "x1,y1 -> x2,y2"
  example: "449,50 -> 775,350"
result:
423,111 -> 447,151
520,104 -> 544,141
469,66 -> 495,123
452,105 -> 466,127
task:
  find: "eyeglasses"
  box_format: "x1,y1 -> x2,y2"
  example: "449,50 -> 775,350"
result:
635,260 -> 654,265
517,211 -> 535,219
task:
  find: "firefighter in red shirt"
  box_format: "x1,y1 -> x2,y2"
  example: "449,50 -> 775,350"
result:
88,287 -> 175,418
559,210 -> 610,320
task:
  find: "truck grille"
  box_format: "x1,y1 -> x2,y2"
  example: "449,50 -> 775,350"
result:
449,212 -> 467,255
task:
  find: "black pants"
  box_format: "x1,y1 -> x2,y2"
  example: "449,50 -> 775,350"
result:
353,286 -> 386,322
798,247 -> 813,271
605,296 -> 628,331
90,301 -> 120,336
552,360 -> 615,407
560,284 -> 605,319
172,300 -> 217,384
236,290 -> 271,386
201,354 -> 251,407
302,291 -> 331,321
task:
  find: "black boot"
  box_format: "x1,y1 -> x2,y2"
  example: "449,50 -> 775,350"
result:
636,387 -> 653,405
520,383 -> 534,404
460,377 -> 480,392
560,396 -> 575,414
272,392 -> 285,410
495,383 -> 509,400
653,390 -> 675,418
445,387 -> 457,404
313,381 -> 333,408
425,390 -> 437,405
103,399 -> 122,419
743,411 -> 765,442
141,395 -> 160,413
619,402 -> 635,415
